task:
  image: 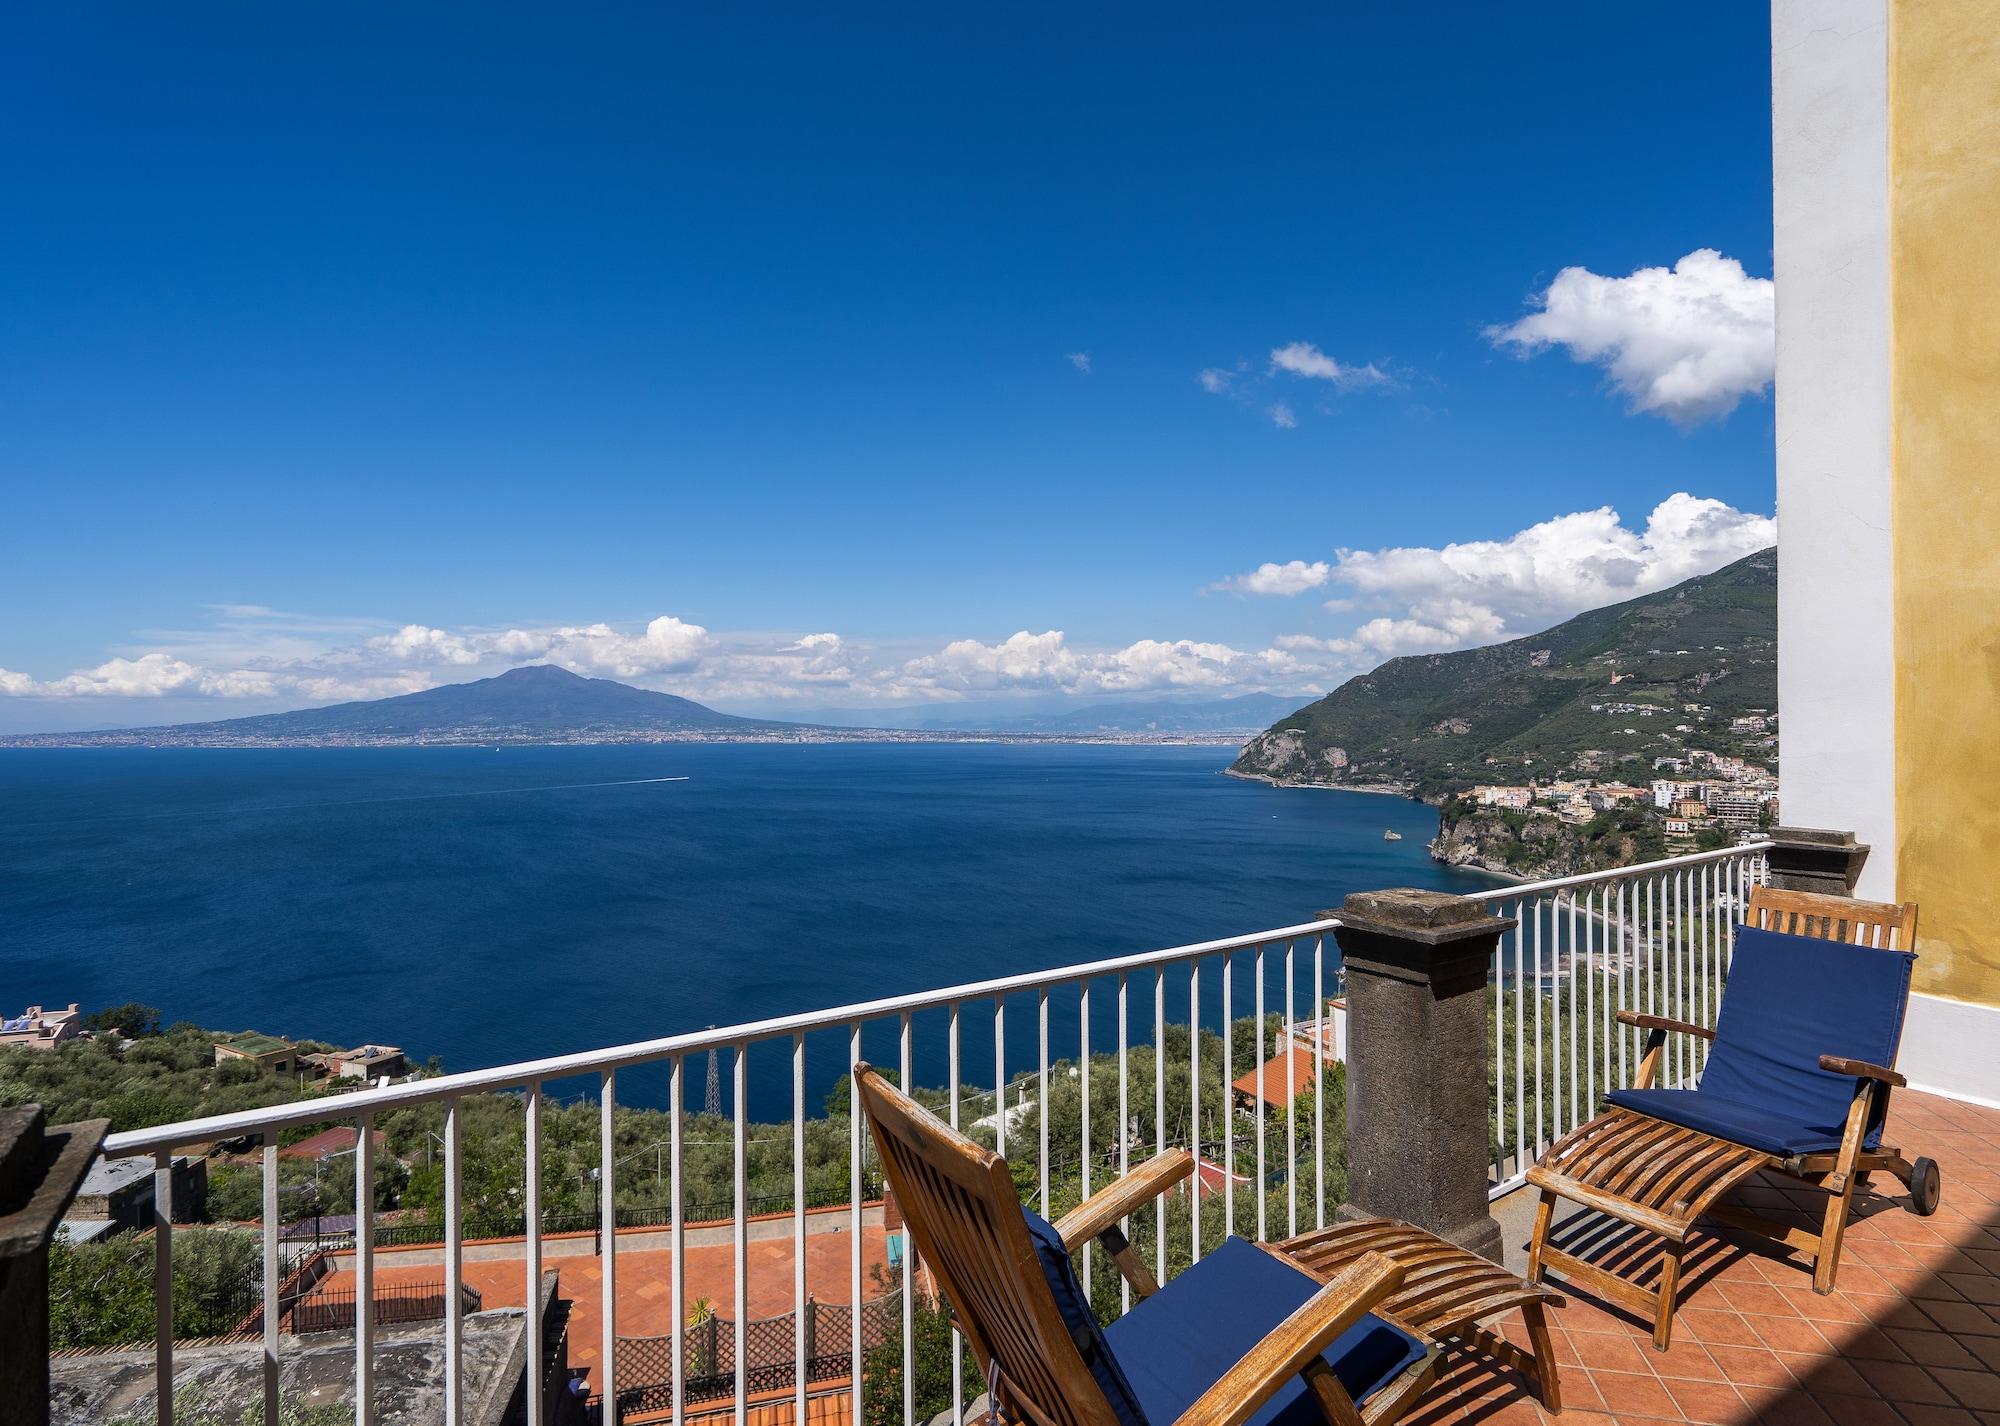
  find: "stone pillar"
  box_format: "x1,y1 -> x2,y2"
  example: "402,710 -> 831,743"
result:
1764,826 -> 1870,896
1328,890 -> 1514,1262
0,1106 -> 110,1426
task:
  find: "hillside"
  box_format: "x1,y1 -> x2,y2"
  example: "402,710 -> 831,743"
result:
1231,548 -> 1777,798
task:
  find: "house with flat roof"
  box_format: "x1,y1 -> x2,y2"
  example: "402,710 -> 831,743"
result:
0,1003 -> 82,1051
213,1031 -> 297,1075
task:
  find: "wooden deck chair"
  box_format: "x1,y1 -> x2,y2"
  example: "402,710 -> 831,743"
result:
852,1064 -> 1440,1426
1526,886 -> 1939,1349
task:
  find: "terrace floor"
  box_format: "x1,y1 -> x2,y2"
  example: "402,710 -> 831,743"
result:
1415,1089 -> 2000,1426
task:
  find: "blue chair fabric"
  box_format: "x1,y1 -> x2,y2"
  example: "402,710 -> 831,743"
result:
1604,924 -> 1914,1156
1022,1207 -> 1148,1425
1100,1236 -> 1427,1426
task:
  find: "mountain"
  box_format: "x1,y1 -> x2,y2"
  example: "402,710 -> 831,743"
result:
1231,548 -> 1778,798
5,665 -> 787,747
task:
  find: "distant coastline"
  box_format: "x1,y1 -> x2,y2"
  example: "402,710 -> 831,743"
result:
1220,768 -> 1416,798
0,728 -> 1253,751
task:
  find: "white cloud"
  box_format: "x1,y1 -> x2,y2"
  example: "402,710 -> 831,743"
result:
1212,559 -> 1332,596
1067,352 -> 1092,374
898,630 -> 1312,696
1268,342 -> 1390,390
1214,492 -> 1772,667
1335,493 -> 1773,636
1268,403 -> 1297,429
1197,368 -> 1234,394
1486,249 -> 1774,425
370,624 -> 484,666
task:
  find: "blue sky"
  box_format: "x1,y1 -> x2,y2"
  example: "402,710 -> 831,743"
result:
0,4 -> 1779,730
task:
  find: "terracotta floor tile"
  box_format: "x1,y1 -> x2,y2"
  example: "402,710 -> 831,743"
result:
1659,1377 -> 1745,1424
1933,1368 -> 2000,1412
1775,1353 -> 1877,1398
1851,1357 -> 1957,1406
1893,1407 -> 1981,1426
1702,1343 -> 1796,1388
1750,1314 -> 1834,1354
1675,1309 -> 1762,1347
1570,1330 -> 1654,1374
1718,1282 -> 1799,1318
1885,1327 -> 1986,1370
1589,1370 -> 1681,1420
1649,1338 -> 1727,1383
1814,1395 -> 1909,1426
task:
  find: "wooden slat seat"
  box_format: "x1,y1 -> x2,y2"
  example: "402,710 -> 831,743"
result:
1278,1217 -> 1564,1411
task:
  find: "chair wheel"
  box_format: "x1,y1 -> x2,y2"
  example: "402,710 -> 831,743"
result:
1908,1157 -> 1941,1216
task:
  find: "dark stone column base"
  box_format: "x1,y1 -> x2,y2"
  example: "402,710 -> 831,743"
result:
1764,827 -> 1870,896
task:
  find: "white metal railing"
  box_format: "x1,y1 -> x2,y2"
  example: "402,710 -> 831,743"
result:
1464,839 -> 1770,1195
94,918 -> 1342,1426
71,841 -> 1768,1426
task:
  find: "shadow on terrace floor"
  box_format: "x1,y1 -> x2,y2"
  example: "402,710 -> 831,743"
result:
1407,1089 -> 2000,1426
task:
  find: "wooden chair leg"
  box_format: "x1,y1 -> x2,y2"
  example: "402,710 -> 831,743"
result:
1521,1302 -> 1562,1412
1815,1179 -> 1857,1294
1527,1189 -> 1555,1286
1652,1242 -> 1684,1350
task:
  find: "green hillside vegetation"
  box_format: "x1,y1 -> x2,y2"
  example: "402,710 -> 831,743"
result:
1232,548 -> 1777,799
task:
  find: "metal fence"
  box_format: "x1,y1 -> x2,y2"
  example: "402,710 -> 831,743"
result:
1464,840 -> 1769,1193
86,842 -> 1765,1426
614,1293 -> 902,1416
291,1280 -> 484,1335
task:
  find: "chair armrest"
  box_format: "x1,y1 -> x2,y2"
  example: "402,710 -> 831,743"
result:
1169,1252 -> 1406,1426
1615,1011 -> 1715,1041
1819,1055 -> 1907,1088
1054,1148 -> 1195,1250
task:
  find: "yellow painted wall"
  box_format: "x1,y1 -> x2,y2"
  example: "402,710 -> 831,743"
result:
1890,0 -> 2000,1007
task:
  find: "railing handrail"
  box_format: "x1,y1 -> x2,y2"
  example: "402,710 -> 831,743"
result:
1457,839 -> 1770,903
102,915 -> 1341,1157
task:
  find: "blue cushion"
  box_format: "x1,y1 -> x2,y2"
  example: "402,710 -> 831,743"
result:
1604,1087 -> 1852,1155
1102,1237 -> 1428,1426
1021,1207 -> 1147,1426
1607,924 -> 1914,1157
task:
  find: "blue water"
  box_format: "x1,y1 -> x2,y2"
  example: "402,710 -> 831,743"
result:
0,744 -> 1488,1115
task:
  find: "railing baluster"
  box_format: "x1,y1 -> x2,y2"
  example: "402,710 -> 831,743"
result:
848,1025 -> 863,1425
1117,972 -> 1130,1314
262,1138 -> 278,1426
733,1049 -> 748,1426
444,1097 -> 464,1426
1254,942 -> 1266,1243
1038,991 -> 1050,1215
1153,967 -> 1165,1279
1189,960 -> 1203,1260
670,1061 -> 686,1426
1079,980 -> 1092,1297
900,1014 -> 915,1426
1531,899 -> 1544,1159
1566,892 -> 1579,1136
600,1074 -> 618,1426
356,1115 -> 375,1426
949,1002 -> 963,1426
155,1150 -> 174,1426
1311,939 -> 1323,1231
1284,938 -> 1297,1239
792,1036 -> 807,1426
993,998 -> 1007,1156
525,1082 -> 544,1426
1512,909 -> 1525,1176
1222,951 -> 1234,1237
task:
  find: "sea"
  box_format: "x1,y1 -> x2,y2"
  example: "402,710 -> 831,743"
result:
0,743 -> 1493,1116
